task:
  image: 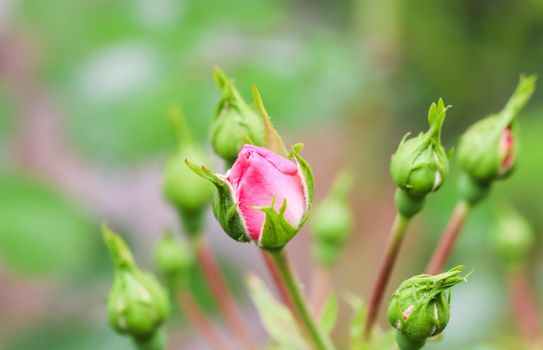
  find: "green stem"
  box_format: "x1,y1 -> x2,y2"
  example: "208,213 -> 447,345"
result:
133,328 -> 166,350
395,332 -> 426,350
364,213 -> 411,339
270,249 -> 335,350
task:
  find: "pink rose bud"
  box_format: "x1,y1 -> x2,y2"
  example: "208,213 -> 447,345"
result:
186,144 -> 314,249
499,126 -> 515,175
227,145 -> 308,240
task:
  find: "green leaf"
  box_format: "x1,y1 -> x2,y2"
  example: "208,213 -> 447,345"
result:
319,292 -> 338,335
246,274 -> 309,350
0,174 -> 95,277
346,294 -> 370,350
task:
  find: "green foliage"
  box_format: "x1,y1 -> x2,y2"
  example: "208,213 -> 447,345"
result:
0,174 -> 95,276
319,292 -> 339,336
246,274 -> 309,350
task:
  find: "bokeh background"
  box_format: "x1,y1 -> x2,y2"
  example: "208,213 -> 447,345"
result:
1,0 -> 543,349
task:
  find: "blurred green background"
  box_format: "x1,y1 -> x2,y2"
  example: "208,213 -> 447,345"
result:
0,0 -> 542,349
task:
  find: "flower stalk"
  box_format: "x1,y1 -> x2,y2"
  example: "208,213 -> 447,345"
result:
425,201 -> 471,274
177,289 -> 233,350
192,236 -> 256,350
363,213 -> 411,338
507,268 -> 542,347
269,249 -> 335,350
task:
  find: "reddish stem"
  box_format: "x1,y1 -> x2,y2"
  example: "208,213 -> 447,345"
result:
309,266 -> 331,316
507,268 -> 542,346
177,290 -> 231,350
364,214 -> 410,339
260,249 -> 299,320
194,238 -> 256,350
426,201 -> 470,275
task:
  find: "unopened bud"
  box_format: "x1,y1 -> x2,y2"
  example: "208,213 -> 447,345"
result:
162,106 -> 213,236
103,225 -> 170,340
154,231 -> 193,289
311,170 -> 354,266
457,75 -> 536,186
390,99 -> 450,216
211,67 -> 265,165
492,207 -> 535,270
388,266 -> 468,344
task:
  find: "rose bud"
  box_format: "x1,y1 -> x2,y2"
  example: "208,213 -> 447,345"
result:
492,207 -> 535,270
186,143 -> 314,249
211,67 -> 265,166
310,170 -> 354,266
390,99 -> 450,217
103,225 -> 170,341
457,75 -> 536,188
154,231 -> 193,290
388,266 -> 468,349
162,106 -> 213,236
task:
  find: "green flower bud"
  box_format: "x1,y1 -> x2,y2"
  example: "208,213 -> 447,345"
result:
162,106 -> 213,236
154,231 -> 193,289
390,99 -> 450,200
211,67 -> 265,165
492,207 -> 535,270
103,225 -> 170,340
311,170 -> 354,266
388,266 -> 468,344
457,75 -> 536,186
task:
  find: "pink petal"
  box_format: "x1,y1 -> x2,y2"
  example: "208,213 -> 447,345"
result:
499,127 -> 515,173
227,145 -> 306,240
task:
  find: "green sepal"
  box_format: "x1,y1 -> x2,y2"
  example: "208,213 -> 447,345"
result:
252,84 -> 288,157
257,198 -> 299,250
289,143 -> 315,211
185,160 -> 250,243
256,144 -> 315,250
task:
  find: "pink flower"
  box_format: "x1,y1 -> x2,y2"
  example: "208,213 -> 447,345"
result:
226,145 -> 309,240
499,126 -> 515,174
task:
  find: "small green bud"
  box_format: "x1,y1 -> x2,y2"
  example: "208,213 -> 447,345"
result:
457,75 -> 536,185
211,67 -> 265,165
154,231 -> 193,289
103,225 -> 170,340
390,99 -> 450,200
311,170 -> 354,266
492,207 -> 535,270
162,106 -> 213,235
388,266 -> 468,343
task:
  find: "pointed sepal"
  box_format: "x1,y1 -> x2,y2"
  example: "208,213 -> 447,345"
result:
185,160 -> 250,243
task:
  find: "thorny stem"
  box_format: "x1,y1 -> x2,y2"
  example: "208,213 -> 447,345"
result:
364,214 -> 411,339
269,249 -> 335,350
177,289 -> 232,350
426,201 -> 471,275
193,237 -> 256,350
